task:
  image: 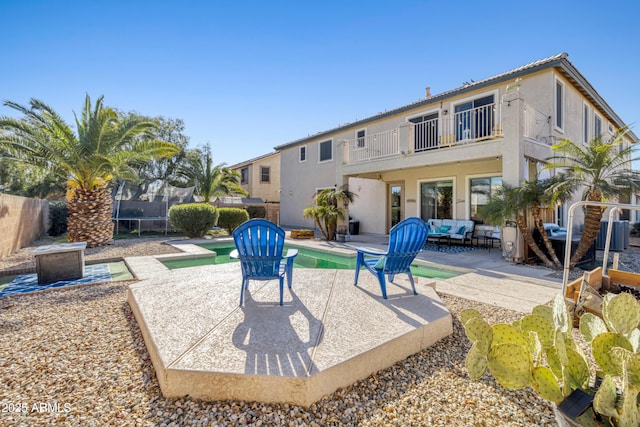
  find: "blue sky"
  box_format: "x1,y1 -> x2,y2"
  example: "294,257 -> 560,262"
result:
1,0 -> 638,166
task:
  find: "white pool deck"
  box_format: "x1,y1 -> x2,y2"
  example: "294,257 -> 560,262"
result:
126,234 -> 562,406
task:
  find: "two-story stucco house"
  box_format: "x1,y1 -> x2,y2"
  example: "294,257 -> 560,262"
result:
231,151 -> 281,203
275,53 -> 637,238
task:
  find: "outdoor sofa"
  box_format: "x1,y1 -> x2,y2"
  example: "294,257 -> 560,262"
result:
426,219 -> 475,247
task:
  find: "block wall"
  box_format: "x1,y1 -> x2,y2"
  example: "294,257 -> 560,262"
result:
0,194 -> 49,259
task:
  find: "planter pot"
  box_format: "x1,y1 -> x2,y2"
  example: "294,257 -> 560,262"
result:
291,230 -> 315,239
553,406 -> 583,427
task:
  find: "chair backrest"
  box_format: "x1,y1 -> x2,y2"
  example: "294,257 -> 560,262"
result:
384,217 -> 429,274
232,219 -> 286,279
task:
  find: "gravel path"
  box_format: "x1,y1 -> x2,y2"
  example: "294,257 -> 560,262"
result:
1,236 -> 638,426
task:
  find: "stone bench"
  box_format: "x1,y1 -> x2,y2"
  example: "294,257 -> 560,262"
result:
31,242 -> 87,284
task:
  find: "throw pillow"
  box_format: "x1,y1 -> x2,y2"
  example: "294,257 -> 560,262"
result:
457,226 -> 467,235
437,225 -> 451,233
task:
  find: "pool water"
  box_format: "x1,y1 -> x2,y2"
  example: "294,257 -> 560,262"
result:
161,243 -> 460,280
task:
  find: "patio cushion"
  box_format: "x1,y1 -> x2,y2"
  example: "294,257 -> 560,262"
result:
437,225 -> 451,233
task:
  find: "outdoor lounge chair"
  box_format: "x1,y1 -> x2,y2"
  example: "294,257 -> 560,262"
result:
354,217 -> 429,299
230,219 -> 298,306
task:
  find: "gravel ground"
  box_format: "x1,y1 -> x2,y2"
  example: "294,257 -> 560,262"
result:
0,236 -> 638,426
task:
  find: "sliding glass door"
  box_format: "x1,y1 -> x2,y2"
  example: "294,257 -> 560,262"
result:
420,180 -> 453,221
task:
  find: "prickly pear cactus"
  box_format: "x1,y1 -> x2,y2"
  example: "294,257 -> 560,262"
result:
461,292 -> 640,426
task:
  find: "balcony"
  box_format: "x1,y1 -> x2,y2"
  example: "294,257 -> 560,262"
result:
343,103 -> 503,165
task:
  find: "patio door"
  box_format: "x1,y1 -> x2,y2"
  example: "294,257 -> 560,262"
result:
388,183 -> 404,231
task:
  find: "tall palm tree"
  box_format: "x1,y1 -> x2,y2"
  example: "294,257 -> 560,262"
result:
0,95 -> 178,247
179,144 -> 247,202
546,129 -> 640,267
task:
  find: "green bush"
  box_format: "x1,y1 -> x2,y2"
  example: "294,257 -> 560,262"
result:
168,203 -> 219,238
217,208 -> 250,234
246,205 -> 266,219
48,201 -> 68,236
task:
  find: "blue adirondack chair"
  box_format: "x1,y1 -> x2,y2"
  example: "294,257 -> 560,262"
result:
230,219 -> 298,306
354,217 -> 429,299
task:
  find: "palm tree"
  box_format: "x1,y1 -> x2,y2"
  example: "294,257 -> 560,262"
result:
303,185 -> 357,240
0,95 -> 178,247
481,177 -> 569,269
179,144 -> 247,202
546,129 -> 640,267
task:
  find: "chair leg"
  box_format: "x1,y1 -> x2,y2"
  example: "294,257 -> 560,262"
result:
239,278 -> 248,306
278,277 -> 284,306
286,259 -> 294,289
407,271 -> 418,295
354,252 -> 364,285
376,270 -> 388,299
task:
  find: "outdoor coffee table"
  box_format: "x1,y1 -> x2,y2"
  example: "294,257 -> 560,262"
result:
427,233 -> 451,251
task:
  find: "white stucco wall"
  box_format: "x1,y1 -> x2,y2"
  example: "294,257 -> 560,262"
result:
347,177 -> 386,234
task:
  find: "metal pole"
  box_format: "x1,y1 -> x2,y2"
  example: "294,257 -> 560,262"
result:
562,201 -> 640,297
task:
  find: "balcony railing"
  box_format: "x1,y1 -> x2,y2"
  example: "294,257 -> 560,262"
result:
452,103 -> 499,143
343,103 -> 503,165
343,129 -> 399,163
523,102 -> 550,144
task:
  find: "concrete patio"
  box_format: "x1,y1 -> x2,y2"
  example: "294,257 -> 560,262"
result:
128,260 -> 452,406
126,233 -> 562,406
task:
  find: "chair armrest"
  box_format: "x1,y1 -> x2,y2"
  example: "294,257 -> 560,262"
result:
283,249 -> 298,259
356,247 -> 386,257
229,249 -> 239,259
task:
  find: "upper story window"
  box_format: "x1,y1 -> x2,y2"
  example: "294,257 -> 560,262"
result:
260,166 -> 270,183
410,112 -> 439,151
240,167 -> 248,184
299,145 -> 307,162
583,104 -> 590,144
555,79 -> 564,131
454,94 -> 494,141
594,114 -> 602,138
356,129 -> 366,148
318,140 -> 333,163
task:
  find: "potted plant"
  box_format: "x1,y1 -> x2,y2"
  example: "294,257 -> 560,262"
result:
461,293 -> 640,426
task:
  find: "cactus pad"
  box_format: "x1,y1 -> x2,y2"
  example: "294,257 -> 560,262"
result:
610,347 -> 640,386
593,374 -> 619,418
463,317 -> 493,354
563,346 -> 590,391
552,293 -> 571,333
618,385 -> 640,427
532,305 -> 554,324
579,313 -> 608,343
460,308 -> 483,327
492,323 -> 528,347
546,347 -> 562,379
531,366 -> 563,403
602,292 -> 640,338
521,314 -> 555,350
487,343 -> 532,389
465,341 -> 488,380
592,332 -> 633,376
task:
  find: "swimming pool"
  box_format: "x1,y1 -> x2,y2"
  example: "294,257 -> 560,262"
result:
160,242 -> 460,280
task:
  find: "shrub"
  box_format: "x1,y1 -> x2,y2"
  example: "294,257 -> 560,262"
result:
246,205 -> 266,219
48,201 -> 68,236
217,208 -> 250,234
168,203 -> 219,238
